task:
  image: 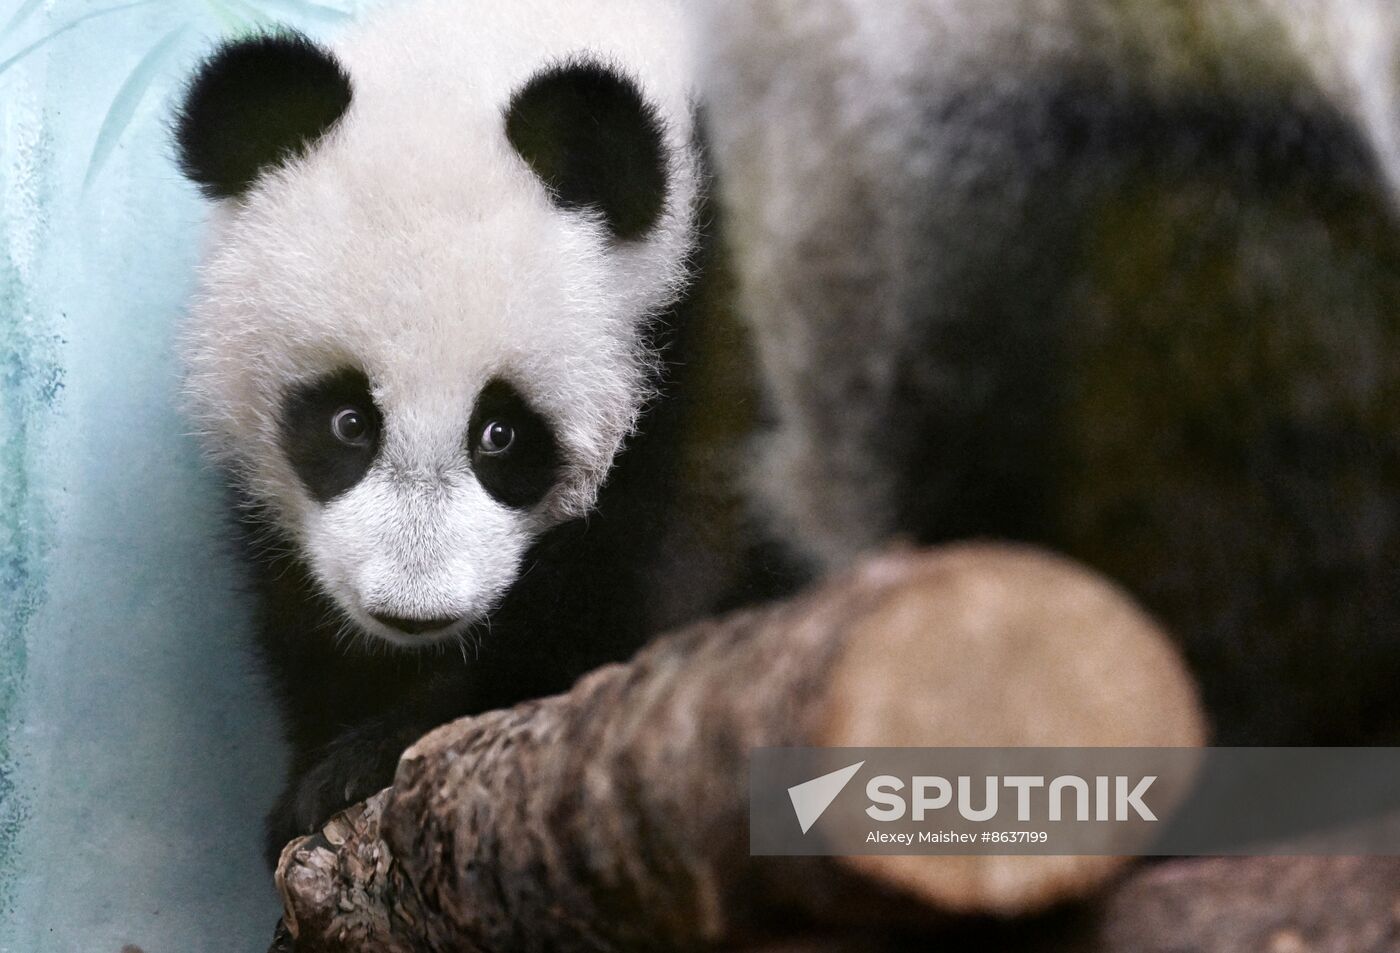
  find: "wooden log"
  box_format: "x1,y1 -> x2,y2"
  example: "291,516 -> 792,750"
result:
1094,855 -> 1400,953
271,544 -> 1206,952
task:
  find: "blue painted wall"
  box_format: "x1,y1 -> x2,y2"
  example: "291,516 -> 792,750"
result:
0,2 -> 359,949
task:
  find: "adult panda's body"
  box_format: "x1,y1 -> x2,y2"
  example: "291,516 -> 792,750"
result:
174,0 -> 784,861
702,0 -> 1400,750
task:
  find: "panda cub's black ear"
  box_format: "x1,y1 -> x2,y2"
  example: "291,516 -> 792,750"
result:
505,59 -> 668,241
175,32 -> 352,200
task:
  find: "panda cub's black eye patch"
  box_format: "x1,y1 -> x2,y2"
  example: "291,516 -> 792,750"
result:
468,379 -> 560,509
280,368 -> 382,503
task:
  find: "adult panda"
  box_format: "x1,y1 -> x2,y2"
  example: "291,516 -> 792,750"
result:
174,0 -> 782,863
701,0 -> 1400,752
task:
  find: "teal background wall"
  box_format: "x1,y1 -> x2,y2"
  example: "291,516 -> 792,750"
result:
0,1 -> 360,949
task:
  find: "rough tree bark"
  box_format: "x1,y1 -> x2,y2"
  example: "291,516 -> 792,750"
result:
1093,855 -> 1400,953
271,543 -> 1206,953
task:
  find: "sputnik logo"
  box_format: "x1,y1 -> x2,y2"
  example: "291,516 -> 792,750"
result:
787,761 -> 864,834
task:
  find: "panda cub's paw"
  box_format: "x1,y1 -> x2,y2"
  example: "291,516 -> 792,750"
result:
264,724 -> 410,868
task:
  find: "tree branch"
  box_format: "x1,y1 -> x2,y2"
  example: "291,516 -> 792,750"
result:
271,544 -> 1206,952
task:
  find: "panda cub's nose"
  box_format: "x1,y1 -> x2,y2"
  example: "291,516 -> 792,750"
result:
370,613 -> 462,635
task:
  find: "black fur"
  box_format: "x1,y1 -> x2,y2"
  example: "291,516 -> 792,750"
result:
505,59 -> 669,240
175,32 -> 352,199
279,368 -> 382,503
865,72 -> 1400,745
467,379 -> 561,509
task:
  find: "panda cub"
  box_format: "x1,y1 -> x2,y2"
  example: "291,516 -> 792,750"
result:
174,0 -> 754,862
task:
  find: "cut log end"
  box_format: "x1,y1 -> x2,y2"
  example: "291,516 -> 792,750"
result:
818,544 -> 1207,917
828,543 -> 1206,748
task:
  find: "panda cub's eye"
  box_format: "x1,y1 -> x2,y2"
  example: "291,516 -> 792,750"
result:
467,379 -> 560,510
280,369 -> 382,503
331,406 -> 372,446
478,420 -> 515,455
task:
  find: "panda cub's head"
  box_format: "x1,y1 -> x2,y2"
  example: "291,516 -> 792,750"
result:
175,1 -> 699,645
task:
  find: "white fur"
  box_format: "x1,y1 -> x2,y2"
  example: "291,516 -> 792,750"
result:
1263,0 -> 1400,201
182,0 -> 700,643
